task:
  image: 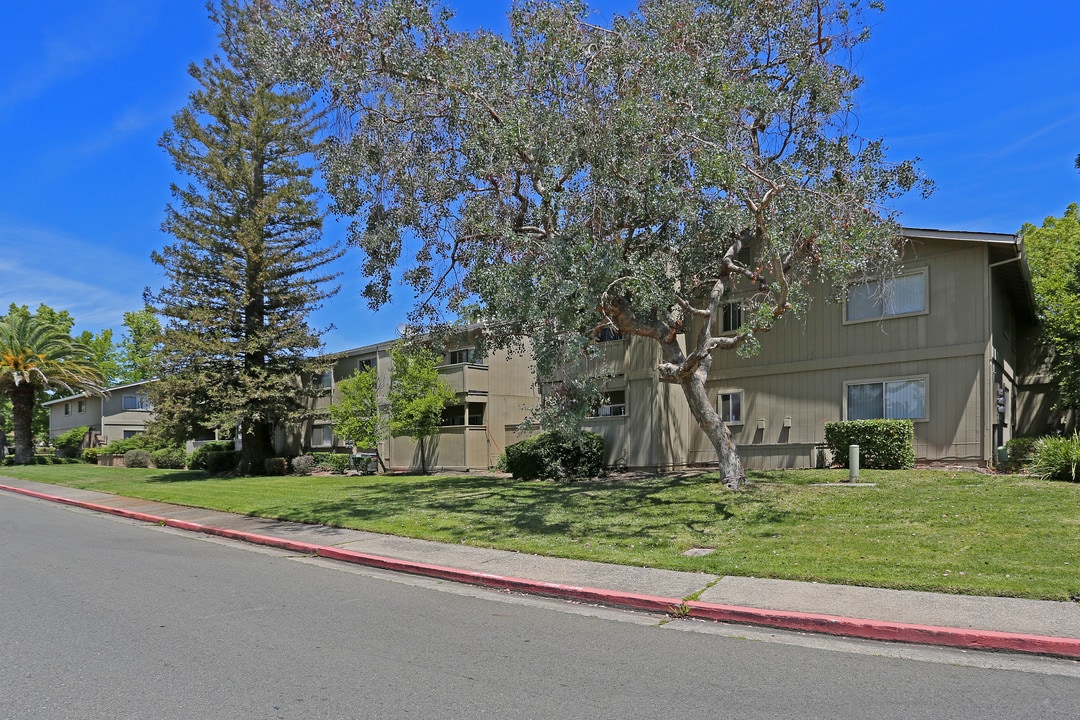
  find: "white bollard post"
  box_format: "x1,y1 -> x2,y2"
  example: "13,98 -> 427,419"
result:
849,444 -> 860,483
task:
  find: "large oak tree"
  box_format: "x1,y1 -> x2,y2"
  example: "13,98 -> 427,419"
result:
254,0 -> 928,486
147,0 -> 342,471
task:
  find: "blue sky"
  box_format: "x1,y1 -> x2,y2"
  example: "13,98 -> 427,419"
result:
3,1 -> 1078,352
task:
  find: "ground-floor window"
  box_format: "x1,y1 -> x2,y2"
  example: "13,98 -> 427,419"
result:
311,425 -> 334,447
717,390 -> 743,424
845,376 -> 927,421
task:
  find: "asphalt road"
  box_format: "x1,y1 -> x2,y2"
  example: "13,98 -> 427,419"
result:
3,492 -> 1079,720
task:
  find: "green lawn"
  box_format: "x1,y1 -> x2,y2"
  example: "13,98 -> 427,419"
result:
3,464 -> 1079,601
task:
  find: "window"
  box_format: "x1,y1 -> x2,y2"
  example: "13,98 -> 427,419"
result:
845,377 -> 927,421
123,395 -> 150,411
449,348 -> 477,365
596,327 -> 623,342
77,400 -> 86,414
64,402 -> 71,416
845,269 -> 928,323
441,405 -> 466,426
313,369 -> 333,389
311,425 -> 334,447
123,430 -> 143,440
593,390 -> 626,417
357,358 -> 375,373
720,302 -> 742,334
717,391 -> 743,424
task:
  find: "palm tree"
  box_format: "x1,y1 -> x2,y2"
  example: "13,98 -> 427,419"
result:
0,313 -> 105,464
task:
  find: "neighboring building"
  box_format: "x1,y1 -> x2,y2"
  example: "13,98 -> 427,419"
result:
45,380 -> 155,448
280,333 -> 538,472
580,228 -> 1053,470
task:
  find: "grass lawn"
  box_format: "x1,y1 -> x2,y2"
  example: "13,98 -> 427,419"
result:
3,464 -> 1079,601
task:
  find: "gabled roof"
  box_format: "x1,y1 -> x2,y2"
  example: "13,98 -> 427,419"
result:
42,379 -> 154,407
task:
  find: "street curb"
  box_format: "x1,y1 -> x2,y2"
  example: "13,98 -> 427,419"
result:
5,482 -> 1080,660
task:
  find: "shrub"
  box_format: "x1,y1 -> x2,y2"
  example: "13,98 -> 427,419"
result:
1003,436 -> 1039,470
1026,433 -> 1080,482
205,450 -> 241,475
312,452 -> 350,474
55,426 -> 91,458
188,441 -> 235,471
103,436 -> 152,455
82,447 -> 102,463
264,457 -> 288,476
502,430 -> 604,481
124,449 -> 153,469
824,419 -> 915,470
292,454 -> 316,475
151,447 -> 187,470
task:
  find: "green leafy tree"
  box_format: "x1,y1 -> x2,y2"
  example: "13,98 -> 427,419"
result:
146,0 -> 343,472
0,312 -> 105,464
1022,203 -> 1080,411
387,343 -> 455,474
115,309 -> 163,384
255,0 -> 929,487
326,364 -> 386,470
77,328 -> 122,386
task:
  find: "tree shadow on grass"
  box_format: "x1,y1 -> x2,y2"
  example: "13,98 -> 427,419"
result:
273,474 -> 784,546
146,470 -> 213,483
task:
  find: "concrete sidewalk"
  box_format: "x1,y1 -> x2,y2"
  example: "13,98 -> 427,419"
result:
3,476 -> 1079,658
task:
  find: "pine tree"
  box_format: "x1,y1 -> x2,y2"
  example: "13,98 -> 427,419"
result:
146,0 -> 342,472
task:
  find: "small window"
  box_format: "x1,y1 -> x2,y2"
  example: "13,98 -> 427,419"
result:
845,377 -> 927,421
845,269 -> 928,323
357,358 -> 375,373
449,348 -> 476,365
717,391 -> 743,424
593,390 -> 626,417
122,395 -> 150,411
123,430 -> 143,440
77,400 -> 86,414
596,327 -> 622,342
64,402 -> 71,416
720,302 -> 742,334
313,369 -> 333,389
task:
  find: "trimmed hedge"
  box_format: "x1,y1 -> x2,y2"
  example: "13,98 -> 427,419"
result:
311,452 -> 350,474
151,447 -> 187,470
205,450 -> 241,475
188,441 -> 236,471
124,449 -> 153,469
824,419 -> 915,470
502,430 -> 605,481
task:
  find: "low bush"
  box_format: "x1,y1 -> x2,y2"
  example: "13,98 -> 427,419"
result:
151,447 -> 188,470
264,457 -> 288,476
82,447 -> 102,463
1003,436 -> 1039,470
103,436 -> 152,456
291,454 -> 316,475
205,450 -> 241,475
1026,433 -> 1080,482
824,419 -> 915,470
502,430 -> 605,481
188,441 -> 235,471
312,452 -> 350,474
124,449 -> 153,469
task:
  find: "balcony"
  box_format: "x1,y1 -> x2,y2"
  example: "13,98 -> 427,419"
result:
438,363 -> 489,395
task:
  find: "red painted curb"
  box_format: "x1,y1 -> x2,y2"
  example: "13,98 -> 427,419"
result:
5,482 -> 1080,659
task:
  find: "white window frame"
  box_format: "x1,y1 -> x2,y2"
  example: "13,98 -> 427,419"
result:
63,402 -> 71,416
843,375 -> 929,422
719,302 -> 743,335
313,369 -> 333,389
716,390 -> 744,425
843,267 -> 929,324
